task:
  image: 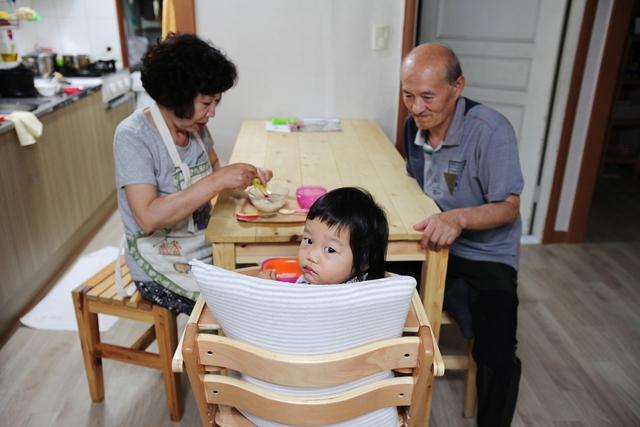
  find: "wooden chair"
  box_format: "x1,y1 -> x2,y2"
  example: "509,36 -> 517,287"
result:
173,266 -> 445,427
72,257 -> 183,421
440,311 -> 477,418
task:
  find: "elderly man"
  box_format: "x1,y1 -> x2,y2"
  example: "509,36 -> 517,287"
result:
401,43 -> 523,426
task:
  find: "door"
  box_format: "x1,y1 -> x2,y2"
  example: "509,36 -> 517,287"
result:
418,0 -> 568,234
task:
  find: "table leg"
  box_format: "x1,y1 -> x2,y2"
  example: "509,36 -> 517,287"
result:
421,247 -> 448,342
419,247 -> 448,427
213,243 -> 237,270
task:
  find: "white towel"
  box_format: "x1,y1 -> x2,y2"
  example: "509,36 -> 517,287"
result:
5,111 -> 43,146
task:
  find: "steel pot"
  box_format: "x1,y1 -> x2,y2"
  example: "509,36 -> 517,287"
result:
21,51 -> 57,78
62,54 -> 90,70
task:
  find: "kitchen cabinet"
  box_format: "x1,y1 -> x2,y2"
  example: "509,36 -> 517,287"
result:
601,33 -> 640,179
0,90 -> 133,338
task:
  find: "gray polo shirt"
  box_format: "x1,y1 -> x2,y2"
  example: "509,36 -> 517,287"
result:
403,97 -> 524,270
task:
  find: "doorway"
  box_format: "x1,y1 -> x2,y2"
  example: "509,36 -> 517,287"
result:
584,0 -> 640,242
118,0 -> 162,71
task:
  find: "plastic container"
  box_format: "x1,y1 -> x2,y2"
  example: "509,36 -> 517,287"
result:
261,258 -> 302,283
35,82 -> 57,97
296,186 -> 327,209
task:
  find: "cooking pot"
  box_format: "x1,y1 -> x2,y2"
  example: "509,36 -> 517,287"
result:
62,54 -> 90,70
21,51 -> 57,78
0,63 -> 37,98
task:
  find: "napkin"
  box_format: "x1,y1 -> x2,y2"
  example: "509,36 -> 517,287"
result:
5,111 -> 43,146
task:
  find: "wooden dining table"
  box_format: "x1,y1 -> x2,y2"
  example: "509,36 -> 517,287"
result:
201,119 -> 450,425
205,119 -> 449,340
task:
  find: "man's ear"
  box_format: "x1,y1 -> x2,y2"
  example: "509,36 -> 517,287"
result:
453,75 -> 465,96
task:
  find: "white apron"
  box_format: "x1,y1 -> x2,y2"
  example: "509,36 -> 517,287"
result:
116,103 -> 213,300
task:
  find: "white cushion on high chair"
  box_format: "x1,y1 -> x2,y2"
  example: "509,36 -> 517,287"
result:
189,260 -> 417,427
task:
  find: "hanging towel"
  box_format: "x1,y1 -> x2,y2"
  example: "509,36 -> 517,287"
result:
5,111 -> 43,146
161,0 -> 176,40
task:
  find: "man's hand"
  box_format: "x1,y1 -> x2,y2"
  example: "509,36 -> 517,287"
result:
413,195 -> 520,252
413,211 -> 464,252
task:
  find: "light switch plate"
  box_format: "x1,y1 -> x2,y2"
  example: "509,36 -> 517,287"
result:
372,24 -> 389,50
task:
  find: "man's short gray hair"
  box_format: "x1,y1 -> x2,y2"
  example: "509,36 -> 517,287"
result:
443,48 -> 462,86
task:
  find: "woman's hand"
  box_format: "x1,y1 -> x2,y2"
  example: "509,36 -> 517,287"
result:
211,163 -> 261,191
257,167 -> 273,184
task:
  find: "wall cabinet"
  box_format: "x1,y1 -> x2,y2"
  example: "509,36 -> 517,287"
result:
0,91 -> 133,338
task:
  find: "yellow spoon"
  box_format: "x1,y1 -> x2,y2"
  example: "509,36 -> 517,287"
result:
252,178 -> 270,198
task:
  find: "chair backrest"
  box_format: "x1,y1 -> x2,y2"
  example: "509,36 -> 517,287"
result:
184,260 -> 436,427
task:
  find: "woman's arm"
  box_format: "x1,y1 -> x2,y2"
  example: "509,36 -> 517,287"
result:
126,162 -> 264,233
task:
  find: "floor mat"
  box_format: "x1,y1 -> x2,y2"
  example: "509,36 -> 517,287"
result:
20,246 -> 120,331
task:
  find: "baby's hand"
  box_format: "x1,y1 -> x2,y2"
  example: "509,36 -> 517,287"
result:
257,269 -> 277,280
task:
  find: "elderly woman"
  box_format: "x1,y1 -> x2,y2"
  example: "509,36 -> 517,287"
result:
113,33 -> 271,314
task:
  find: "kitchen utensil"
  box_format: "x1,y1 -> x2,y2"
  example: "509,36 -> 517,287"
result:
260,257 -> 302,282
247,185 -> 289,212
63,54 -> 90,70
21,50 -> 57,78
252,178 -> 270,197
235,211 -> 259,220
278,208 -> 309,215
34,81 -> 57,97
295,185 -> 327,209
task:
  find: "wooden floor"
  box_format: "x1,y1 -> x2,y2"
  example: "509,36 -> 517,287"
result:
1,205 -> 639,426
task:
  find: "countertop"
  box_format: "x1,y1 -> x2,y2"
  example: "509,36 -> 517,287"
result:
0,85 -> 133,135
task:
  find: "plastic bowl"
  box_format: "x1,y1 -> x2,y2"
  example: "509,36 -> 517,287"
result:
247,184 -> 289,212
261,258 -> 302,282
35,83 -> 57,97
296,185 -> 327,209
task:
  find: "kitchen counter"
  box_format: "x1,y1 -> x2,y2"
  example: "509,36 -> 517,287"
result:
0,87 -> 134,340
0,84 -> 133,134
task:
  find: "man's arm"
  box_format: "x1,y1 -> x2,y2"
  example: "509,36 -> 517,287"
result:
413,194 -> 520,252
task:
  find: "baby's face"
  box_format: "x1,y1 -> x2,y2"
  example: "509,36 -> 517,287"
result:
298,219 -> 354,284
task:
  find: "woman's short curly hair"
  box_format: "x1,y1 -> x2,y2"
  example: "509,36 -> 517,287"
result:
141,33 -> 238,119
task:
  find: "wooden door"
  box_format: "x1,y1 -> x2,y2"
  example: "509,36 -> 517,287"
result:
418,0 -> 569,234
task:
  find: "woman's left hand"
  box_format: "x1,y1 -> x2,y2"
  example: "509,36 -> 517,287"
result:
257,168 -> 273,184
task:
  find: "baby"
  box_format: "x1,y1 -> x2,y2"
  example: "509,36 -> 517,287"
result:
259,187 -> 389,284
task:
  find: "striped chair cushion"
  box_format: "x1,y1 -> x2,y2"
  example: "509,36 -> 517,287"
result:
190,260 -> 416,427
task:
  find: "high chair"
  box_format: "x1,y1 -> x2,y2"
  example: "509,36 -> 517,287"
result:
173,266 -> 445,427
72,257 -> 183,421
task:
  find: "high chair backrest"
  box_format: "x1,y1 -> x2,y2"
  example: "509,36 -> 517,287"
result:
182,261 -> 443,427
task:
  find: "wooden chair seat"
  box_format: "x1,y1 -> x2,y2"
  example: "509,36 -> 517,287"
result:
72,257 -> 183,421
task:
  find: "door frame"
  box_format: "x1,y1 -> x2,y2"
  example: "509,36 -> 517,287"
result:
543,0 -> 634,243
115,0 -> 196,69
395,0 -> 419,155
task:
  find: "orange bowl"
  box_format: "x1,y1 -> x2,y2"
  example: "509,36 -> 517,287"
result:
261,258 -> 302,283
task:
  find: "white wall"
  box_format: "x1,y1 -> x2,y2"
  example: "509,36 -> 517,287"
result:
194,0 -> 405,162
1,0 -> 121,65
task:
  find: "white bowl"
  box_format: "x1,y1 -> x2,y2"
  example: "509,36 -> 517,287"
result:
35,83 -> 57,97
247,185 -> 289,212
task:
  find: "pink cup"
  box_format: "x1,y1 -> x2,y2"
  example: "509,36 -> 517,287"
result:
295,186 -> 327,209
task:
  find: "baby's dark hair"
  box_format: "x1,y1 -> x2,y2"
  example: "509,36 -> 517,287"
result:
307,187 -> 388,281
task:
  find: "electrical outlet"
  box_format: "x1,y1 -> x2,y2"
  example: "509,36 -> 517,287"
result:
372,24 -> 389,51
